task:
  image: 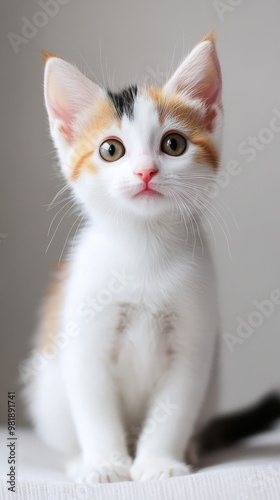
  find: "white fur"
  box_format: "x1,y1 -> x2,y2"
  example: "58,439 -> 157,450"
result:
24,41 -> 223,483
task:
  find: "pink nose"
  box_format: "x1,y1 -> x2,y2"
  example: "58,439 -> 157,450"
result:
136,168 -> 158,184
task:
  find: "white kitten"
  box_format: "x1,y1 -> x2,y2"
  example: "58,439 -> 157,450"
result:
23,35 -> 224,483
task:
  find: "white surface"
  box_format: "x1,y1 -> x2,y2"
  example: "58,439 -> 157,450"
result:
0,427 -> 280,499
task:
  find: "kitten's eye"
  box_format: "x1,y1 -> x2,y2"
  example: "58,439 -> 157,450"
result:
161,133 -> 187,156
99,139 -> 125,162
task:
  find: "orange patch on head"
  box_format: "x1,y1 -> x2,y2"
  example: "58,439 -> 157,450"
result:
148,88 -> 205,130
69,98 -> 119,181
148,87 -> 219,169
70,149 -> 95,181
192,136 -> 219,169
147,88 -> 166,124
147,88 -> 199,129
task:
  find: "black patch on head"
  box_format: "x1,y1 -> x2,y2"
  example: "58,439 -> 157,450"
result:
107,85 -> 138,119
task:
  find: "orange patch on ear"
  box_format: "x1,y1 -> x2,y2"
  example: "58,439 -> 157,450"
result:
41,50 -> 61,63
201,32 -> 216,45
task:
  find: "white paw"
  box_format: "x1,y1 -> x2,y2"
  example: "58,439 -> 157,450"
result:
66,453 -> 132,483
131,456 -> 191,481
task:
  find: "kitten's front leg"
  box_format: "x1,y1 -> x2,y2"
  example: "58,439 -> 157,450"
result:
62,310 -> 131,483
131,313 -> 217,481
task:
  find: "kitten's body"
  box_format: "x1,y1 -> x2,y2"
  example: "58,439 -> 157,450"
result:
24,36 -> 223,482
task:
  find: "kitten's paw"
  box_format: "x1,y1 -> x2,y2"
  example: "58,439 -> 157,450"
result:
66,454 -> 132,483
131,456 -> 191,481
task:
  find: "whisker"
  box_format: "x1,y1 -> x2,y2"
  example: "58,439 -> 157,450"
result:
72,214 -> 86,244
167,188 -> 198,257
175,192 -> 216,249
178,183 -> 230,225
174,188 -> 232,260
46,195 -> 73,211
174,191 -> 205,254
180,187 -> 232,242
47,199 -> 73,237
170,178 -> 239,229
45,202 -> 76,253
164,174 -> 238,226
58,214 -> 83,267
46,185 -> 69,211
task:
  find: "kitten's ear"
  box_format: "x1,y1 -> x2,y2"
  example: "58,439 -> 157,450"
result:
43,53 -> 104,146
164,35 -> 222,128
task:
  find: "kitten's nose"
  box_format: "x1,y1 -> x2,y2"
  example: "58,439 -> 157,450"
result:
136,168 -> 158,184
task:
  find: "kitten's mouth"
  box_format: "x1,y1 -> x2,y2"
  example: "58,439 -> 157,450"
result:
134,186 -> 162,198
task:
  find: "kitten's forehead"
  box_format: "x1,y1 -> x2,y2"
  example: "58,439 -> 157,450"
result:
107,85 -> 159,126
121,92 -> 161,151
107,86 -> 138,120
107,87 -> 161,148
106,85 -> 206,134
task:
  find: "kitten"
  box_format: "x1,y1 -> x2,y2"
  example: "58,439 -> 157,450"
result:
23,35 -> 279,483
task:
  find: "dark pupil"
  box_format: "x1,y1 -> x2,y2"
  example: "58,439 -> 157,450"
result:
168,137 -> 178,151
108,144 -> 116,156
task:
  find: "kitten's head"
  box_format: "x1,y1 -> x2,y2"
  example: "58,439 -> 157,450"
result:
44,35 -> 222,222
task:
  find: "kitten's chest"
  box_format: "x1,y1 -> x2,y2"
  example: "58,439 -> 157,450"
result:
114,303 -> 175,421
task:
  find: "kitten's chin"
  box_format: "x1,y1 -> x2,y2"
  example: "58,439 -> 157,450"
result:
124,193 -> 171,219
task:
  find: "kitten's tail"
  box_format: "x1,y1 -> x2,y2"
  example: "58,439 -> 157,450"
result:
188,392 -> 280,466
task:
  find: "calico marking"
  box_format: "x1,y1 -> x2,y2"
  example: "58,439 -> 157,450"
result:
39,263 -> 69,354
148,88 -> 219,169
108,85 -> 138,119
71,149 -> 95,181
70,99 -> 117,181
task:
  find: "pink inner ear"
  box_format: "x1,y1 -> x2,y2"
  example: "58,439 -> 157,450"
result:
185,44 -> 222,131
48,100 -> 75,143
194,72 -> 221,107
170,41 -> 223,131
195,47 -> 222,108
44,57 -> 96,145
